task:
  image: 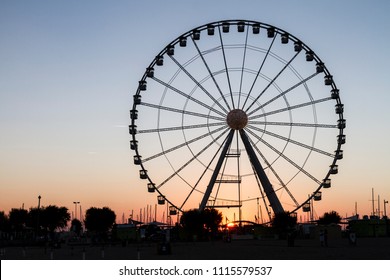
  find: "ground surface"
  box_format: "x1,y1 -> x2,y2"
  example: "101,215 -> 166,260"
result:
1,237 -> 390,260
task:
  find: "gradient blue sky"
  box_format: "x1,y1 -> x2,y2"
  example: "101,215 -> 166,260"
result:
1,0 -> 390,222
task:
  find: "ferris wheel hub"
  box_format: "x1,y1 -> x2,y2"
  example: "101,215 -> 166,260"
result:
226,109 -> 248,130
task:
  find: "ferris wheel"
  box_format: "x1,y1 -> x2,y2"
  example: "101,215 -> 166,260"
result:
129,20 -> 345,221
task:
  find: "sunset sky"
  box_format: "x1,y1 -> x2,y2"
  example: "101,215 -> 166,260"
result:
1,0 -> 390,224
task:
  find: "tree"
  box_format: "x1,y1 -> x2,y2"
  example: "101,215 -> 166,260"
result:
270,211 -> 297,238
0,211 -> 10,232
180,208 -> 223,240
8,208 -> 28,231
26,207 -> 41,232
180,209 -> 203,240
28,205 -> 70,234
318,210 -> 341,225
202,208 -> 223,235
84,207 -> 116,234
41,205 -> 70,232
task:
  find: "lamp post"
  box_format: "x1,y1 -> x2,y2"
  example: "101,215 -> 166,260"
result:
385,200 -> 389,237
73,201 -> 80,220
37,195 -> 41,236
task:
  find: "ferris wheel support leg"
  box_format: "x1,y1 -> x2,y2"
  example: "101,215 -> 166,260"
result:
199,129 -> 235,211
239,129 -> 284,214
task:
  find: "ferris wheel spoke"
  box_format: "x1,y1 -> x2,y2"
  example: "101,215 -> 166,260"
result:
238,26 -> 250,108
138,121 -> 226,134
246,124 -> 334,158
151,76 -> 226,117
241,35 -> 276,110
250,121 -> 337,129
247,72 -> 319,117
168,55 -> 229,115
142,125 -> 227,163
191,38 -> 232,111
140,102 -> 226,122
156,127 -> 230,190
245,128 -> 322,185
217,26 -> 235,109
248,96 -> 333,120
244,50 -> 301,113
246,131 -> 300,208
259,120 -> 337,130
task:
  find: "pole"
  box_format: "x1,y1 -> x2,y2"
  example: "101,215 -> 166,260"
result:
355,201 -> 358,217
166,202 -> 169,226
372,188 -> 375,216
79,205 -> 82,222
259,205 -> 264,224
37,195 -> 41,236
73,202 -> 80,220
384,200 -> 388,218
310,196 -> 314,221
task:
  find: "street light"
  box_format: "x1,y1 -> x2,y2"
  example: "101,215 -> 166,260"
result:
37,195 -> 42,235
73,201 -> 80,220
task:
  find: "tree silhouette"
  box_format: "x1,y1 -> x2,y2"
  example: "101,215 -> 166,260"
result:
180,208 -> 223,240
202,208 -> 223,235
318,210 -> 341,225
27,205 -> 70,234
180,209 -> 203,239
0,211 -> 10,232
271,211 -> 297,238
84,207 -> 116,234
26,207 -> 41,232
8,208 -> 28,231
42,205 -> 70,232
